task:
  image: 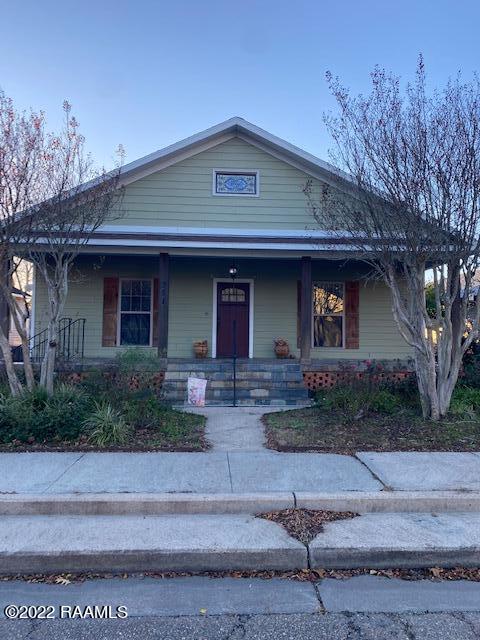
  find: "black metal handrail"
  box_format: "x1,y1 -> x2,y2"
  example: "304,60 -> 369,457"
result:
12,317 -> 86,363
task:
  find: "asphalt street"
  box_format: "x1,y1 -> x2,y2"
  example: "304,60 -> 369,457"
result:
0,576 -> 479,639
2,612 -> 480,639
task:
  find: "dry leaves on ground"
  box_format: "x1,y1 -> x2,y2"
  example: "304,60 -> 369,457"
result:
256,509 -> 358,545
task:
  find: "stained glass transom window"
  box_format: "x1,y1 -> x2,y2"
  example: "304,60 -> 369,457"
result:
215,172 -> 258,195
221,287 -> 246,303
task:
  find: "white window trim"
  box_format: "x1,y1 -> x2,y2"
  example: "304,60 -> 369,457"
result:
211,278 -> 254,358
212,169 -> 260,197
117,278 -> 154,347
312,281 -> 345,349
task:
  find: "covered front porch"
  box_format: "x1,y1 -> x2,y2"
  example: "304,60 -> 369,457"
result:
28,251 -> 412,404
33,252 -> 391,362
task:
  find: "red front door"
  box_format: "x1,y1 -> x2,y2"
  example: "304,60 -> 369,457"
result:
216,282 -> 250,357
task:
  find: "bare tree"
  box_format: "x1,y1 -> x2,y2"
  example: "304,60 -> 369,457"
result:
0,93 -> 123,395
305,58 -> 480,420
27,102 -> 124,394
0,92 -> 43,394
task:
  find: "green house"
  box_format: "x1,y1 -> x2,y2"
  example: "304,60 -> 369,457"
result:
31,118 -> 412,404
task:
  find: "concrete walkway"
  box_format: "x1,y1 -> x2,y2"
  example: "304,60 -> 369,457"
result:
2,450 -> 480,494
193,406 -> 277,451
0,451 -> 382,494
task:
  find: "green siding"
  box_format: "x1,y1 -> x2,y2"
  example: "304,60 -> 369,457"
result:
108,137 -> 325,230
33,256 -> 411,361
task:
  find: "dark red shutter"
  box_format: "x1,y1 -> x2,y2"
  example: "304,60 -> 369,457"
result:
345,281 -> 360,349
152,278 -> 159,347
102,277 -> 119,347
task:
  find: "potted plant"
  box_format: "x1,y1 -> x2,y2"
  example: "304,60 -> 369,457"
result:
274,338 -> 290,358
193,340 -> 208,358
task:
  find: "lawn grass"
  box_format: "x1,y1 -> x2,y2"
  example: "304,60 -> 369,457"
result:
263,405 -> 480,453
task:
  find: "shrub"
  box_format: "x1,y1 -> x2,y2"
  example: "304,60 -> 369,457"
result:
0,385 -> 91,443
115,348 -> 160,373
121,393 -> 164,428
369,389 -> 400,414
83,401 -> 132,446
462,353 -> 480,389
315,383 -> 402,416
450,386 -> 480,419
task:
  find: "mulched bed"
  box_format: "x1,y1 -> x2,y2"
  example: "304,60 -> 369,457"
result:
263,406 -> 480,453
4,567 -> 480,584
257,509 -> 358,545
0,414 -> 208,452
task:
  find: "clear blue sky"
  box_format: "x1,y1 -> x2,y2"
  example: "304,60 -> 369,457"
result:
1,0 -> 478,168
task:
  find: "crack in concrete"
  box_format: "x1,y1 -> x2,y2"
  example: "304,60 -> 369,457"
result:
312,581 -> 325,613
226,453 -> 234,492
353,454 -> 392,491
41,453 -> 86,494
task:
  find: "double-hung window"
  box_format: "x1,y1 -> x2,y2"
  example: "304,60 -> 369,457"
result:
119,279 -> 152,346
313,282 -> 344,347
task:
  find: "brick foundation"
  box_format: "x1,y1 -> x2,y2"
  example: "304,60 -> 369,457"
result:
302,370 -> 412,391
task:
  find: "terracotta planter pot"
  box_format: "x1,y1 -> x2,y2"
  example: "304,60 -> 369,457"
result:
194,340 -> 208,358
274,339 -> 290,358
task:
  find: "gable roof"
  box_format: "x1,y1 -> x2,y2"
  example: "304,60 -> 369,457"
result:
117,117 -> 352,190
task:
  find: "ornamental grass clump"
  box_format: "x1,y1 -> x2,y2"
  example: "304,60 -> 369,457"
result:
83,401 -> 132,446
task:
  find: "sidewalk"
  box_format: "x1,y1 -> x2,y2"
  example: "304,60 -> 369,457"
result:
2,449 -> 480,574
1,450 -> 480,494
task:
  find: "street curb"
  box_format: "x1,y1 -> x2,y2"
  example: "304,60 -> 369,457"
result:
308,546 -> 480,570
295,491 -> 480,513
0,493 -> 295,515
2,491 -> 480,515
0,548 -> 308,575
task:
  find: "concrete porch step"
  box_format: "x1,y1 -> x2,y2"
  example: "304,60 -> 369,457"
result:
163,359 -> 309,405
170,398 -> 309,407
0,514 -> 306,574
165,386 -> 308,400
166,360 -> 302,372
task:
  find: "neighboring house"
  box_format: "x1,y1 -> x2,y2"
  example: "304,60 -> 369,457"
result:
9,287 -> 30,347
30,118 -> 412,402
8,260 -> 32,353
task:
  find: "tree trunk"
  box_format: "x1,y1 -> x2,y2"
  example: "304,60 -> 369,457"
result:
0,330 -> 22,396
8,302 -> 35,391
40,317 -> 58,395
20,338 -> 35,391
414,346 -> 440,420
38,264 -> 68,395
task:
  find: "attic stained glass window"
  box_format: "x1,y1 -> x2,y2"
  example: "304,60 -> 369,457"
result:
214,171 -> 258,195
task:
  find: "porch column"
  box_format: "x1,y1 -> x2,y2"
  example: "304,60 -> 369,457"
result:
157,252 -> 169,358
300,256 -> 312,363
